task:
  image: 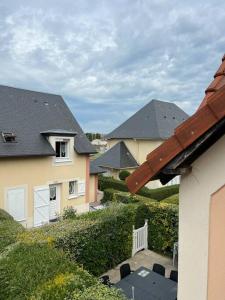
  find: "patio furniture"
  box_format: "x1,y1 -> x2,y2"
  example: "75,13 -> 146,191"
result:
99,275 -> 110,285
173,242 -> 179,266
115,266 -> 177,300
152,263 -> 165,276
170,270 -> 178,283
120,263 -> 133,279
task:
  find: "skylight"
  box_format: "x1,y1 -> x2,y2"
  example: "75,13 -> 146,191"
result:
2,132 -> 16,143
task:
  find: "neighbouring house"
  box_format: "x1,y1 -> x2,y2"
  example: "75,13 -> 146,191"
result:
89,163 -> 106,202
90,141 -> 139,179
0,85 -> 98,228
93,99 -> 188,187
91,139 -> 108,153
127,54 -> 225,300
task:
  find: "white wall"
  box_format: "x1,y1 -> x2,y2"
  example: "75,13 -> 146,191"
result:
178,134 -> 225,300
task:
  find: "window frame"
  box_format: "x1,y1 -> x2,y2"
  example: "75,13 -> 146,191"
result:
68,180 -> 78,199
55,139 -> 70,162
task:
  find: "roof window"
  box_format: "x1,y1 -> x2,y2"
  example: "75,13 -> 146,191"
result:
2,132 -> 16,143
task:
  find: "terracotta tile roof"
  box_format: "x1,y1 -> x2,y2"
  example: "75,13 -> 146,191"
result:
199,55 -> 225,109
126,54 -> 225,193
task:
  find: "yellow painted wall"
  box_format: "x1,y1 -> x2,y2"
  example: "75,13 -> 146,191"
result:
89,175 -> 97,202
107,139 -> 163,188
107,139 -> 162,165
0,145 -> 91,228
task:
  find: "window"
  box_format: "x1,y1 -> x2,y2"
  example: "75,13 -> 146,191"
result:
69,181 -> 78,198
55,141 -> 69,159
2,132 -> 16,143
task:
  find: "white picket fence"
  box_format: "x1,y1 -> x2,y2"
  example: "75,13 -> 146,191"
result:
132,219 -> 148,256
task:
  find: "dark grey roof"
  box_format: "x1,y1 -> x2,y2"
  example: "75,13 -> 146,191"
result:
0,85 -> 96,157
90,163 -> 106,175
106,99 -> 189,140
91,141 -> 139,170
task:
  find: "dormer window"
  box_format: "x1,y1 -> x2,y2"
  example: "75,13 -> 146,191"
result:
2,132 -> 16,143
55,140 -> 69,159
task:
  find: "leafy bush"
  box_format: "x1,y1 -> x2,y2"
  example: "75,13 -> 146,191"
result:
145,202 -> 178,254
19,204 -> 148,276
99,176 -> 179,201
101,188 -> 156,205
0,243 -> 86,299
62,206 -> 77,220
0,219 -> 24,253
161,194 -> 179,205
0,209 -> 13,221
0,242 -> 125,300
71,284 -> 126,300
119,170 -> 131,181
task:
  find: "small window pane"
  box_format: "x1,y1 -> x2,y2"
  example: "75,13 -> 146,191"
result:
55,142 -> 61,157
60,142 -> 66,157
69,181 -> 77,196
50,186 -> 56,201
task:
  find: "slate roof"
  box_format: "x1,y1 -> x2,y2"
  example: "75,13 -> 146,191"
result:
90,163 -> 106,175
0,85 -> 96,157
91,141 -> 139,171
127,54 -> 225,193
106,100 -> 189,140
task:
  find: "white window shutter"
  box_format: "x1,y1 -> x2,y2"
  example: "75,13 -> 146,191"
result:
34,186 -> 50,227
78,180 -> 86,196
7,187 -> 25,221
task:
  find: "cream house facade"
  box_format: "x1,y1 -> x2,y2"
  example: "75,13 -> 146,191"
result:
94,100 -> 188,187
0,85 -> 97,228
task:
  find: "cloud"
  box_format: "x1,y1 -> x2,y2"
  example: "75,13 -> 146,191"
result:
0,0 -> 224,132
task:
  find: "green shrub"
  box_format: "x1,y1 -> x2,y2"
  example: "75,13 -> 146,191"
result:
0,220 -> 24,253
145,202 -> 178,254
101,188 -> 156,205
0,243 -> 86,299
71,284 -> 126,300
98,176 -> 179,201
161,193 -> 179,205
19,204 -> 148,276
0,209 -> 13,221
62,206 -> 77,220
119,170 -> 131,181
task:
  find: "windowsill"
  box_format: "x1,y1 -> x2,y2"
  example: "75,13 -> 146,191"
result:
55,157 -> 72,163
68,194 -> 79,200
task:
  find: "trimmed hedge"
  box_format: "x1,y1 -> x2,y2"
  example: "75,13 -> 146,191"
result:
98,176 -> 179,201
161,194 -> 179,205
146,202 -> 178,253
119,170 -> 131,181
101,188 -> 157,205
19,204 -> 148,276
0,208 -> 13,221
0,243 -> 125,300
0,219 -> 24,254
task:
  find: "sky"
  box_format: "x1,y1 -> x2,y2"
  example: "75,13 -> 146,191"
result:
0,0 -> 225,133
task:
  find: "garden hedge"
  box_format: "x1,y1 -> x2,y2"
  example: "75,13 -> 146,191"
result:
101,188 -> 157,205
161,193 -> 179,205
0,218 -> 24,254
98,176 -> 179,200
19,204 -> 148,276
145,202 -> 178,253
119,170 -> 131,181
0,243 -> 125,300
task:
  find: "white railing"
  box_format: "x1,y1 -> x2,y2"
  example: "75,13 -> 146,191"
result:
132,219 -> 148,256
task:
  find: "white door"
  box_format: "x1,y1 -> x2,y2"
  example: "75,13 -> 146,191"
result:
49,184 -> 60,220
34,186 -> 50,227
6,187 -> 26,222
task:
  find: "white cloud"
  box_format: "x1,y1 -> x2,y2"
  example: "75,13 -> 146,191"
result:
0,0 -> 224,132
